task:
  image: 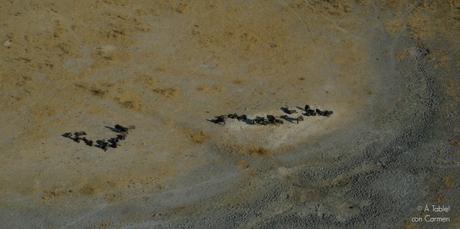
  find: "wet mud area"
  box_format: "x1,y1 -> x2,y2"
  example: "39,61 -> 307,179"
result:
0,0 -> 459,228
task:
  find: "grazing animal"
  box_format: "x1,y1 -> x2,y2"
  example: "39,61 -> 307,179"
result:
274,118 -> 284,124
209,115 -> 226,125
82,137 -> 93,146
303,109 -> 317,116
316,109 -> 325,116
237,114 -> 248,121
281,106 -> 297,114
62,124 -> 131,151
254,116 -> 269,125
313,108 -> 333,117
301,104 -> 316,116
295,115 -> 304,124
106,124 -> 129,133
280,115 -> 294,123
280,115 -> 304,124
323,110 -> 333,117
114,124 -> 129,132
267,115 -> 276,123
95,140 -> 108,151
62,132 -> 72,138
301,105 -> 333,117
74,131 -> 87,136
107,138 -> 119,148
244,118 -> 255,125
266,115 -> 283,125
62,132 -> 81,143
116,134 -> 126,140
207,104 -> 333,127
227,113 -> 238,119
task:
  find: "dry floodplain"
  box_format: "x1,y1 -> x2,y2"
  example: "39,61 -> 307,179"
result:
0,0 -> 459,228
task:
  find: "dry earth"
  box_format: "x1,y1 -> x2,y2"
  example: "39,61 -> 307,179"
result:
0,0 -> 459,228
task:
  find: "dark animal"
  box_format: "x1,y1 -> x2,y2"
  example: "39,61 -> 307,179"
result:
114,124 -> 129,132
280,115 -> 303,124
295,115 -> 304,124
207,104 -> 332,127
74,131 -> 87,136
267,115 -> 276,123
62,123 -> 132,151
267,115 -> 283,125
106,124 -> 129,133
116,134 -> 126,140
254,116 -> 268,125
209,115 -> 226,125
227,113 -> 238,119
301,105 -> 317,116
62,132 -> 83,143
237,114 -> 247,121
323,110 -> 333,117
280,115 -> 295,123
243,118 -> 255,125
315,108 -> 333,117
281,106 -> 297,114
82,138 -> 93,146
107,138 -> 119,148
62,132 -> 72,138
95,140 -> 108,151
303,109 -> 317,116
301,105 -> 333,117
316,109 -> 325,116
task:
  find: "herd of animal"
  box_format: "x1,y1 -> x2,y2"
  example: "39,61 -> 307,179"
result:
208,104 -> 333,126
62,124 -> 130,151
61,105 -> 332,150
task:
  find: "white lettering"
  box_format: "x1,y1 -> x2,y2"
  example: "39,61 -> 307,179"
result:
411,217 -> 422,223
424,215 -> 450,223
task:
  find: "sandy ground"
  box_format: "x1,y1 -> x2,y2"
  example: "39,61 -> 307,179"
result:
0,0 -> 459,228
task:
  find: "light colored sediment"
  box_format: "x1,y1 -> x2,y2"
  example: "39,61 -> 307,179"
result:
0,0 -> 459,228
